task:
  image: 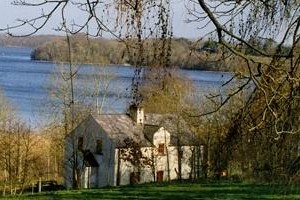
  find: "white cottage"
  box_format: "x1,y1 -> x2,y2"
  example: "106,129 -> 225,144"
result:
64,106 -> 202,188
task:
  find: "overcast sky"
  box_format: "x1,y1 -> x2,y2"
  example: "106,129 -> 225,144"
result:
0,0 -> 206,39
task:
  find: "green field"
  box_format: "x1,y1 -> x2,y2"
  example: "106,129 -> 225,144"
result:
3,181 -> 300,200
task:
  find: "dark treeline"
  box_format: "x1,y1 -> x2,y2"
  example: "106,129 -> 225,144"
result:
1,33 -> 289,72
30,35 -> 291,71
30,34 -> 231,71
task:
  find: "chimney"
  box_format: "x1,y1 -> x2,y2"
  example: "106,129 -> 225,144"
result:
129,105 -> 144,125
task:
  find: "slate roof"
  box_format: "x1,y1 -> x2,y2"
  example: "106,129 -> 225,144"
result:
92,114 -> 152,147
143,124 -> 160,142
90,112 -> 198,147
144,114 -> 197,146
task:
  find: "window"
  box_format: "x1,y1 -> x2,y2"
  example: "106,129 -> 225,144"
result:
96,139 -> 103,154
158,143 -> 165,155
156,171 -> 164,182
78,137 -> 83,151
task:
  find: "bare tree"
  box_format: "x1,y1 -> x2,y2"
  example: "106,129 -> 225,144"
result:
0,109 -> 45,195
187,0 -> 300,131
185,0 -> 300,181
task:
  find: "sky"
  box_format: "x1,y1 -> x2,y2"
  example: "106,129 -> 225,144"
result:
0,0 -> 205,39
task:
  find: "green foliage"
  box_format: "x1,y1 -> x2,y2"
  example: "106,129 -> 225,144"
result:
5,182 -> 300,199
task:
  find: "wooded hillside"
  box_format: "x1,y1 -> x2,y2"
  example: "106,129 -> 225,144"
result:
30,35 -> 231,71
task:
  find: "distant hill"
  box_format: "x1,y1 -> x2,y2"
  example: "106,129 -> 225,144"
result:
1,34 -> 289,73
30,35 -> 231,71
0,33 -> 233,71
0,34 -> 61,48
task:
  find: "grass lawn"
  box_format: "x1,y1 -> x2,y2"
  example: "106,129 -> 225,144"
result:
2,181 -> 300,200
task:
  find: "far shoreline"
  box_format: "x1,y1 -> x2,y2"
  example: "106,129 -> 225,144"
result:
0,45 -> 231,73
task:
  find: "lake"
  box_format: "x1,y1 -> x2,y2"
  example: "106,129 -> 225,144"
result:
0,47 -> 232,128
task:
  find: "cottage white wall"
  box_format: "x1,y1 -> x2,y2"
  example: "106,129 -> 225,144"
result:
64,136 -> 75,188
113,147 -> 193,185
138,147 -> 155,183
65,115 -> 116,188
114,147 -> 154,186
117,160 -> 132,185
113,127 -> 194,185
152,127 -> 194,181
82,167 -> 98,188
155,146 -> 193,181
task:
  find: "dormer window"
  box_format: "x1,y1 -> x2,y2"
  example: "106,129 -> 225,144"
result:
158,143 -> 165,155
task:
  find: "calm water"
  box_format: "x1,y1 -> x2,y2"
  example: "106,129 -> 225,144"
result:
0,47 -> 232,127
